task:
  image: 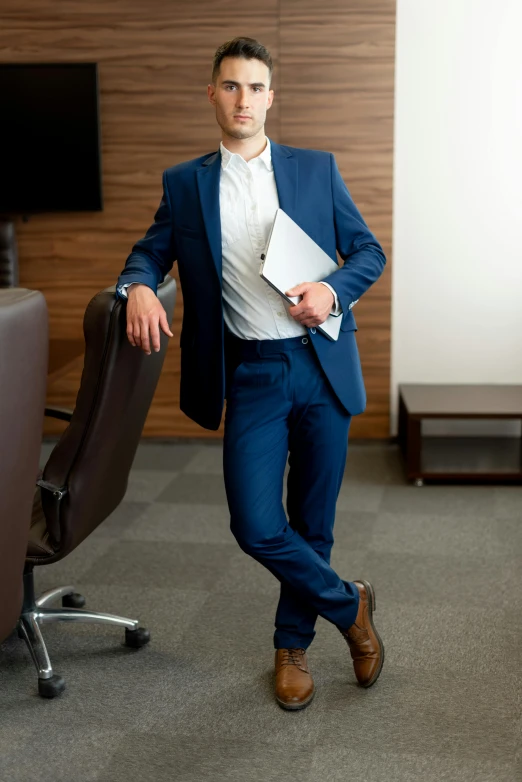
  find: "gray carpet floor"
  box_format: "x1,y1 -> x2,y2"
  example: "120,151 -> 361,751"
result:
0,441 -> 520,782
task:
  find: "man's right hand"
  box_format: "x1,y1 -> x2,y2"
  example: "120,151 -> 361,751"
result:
126,283 -> 174,355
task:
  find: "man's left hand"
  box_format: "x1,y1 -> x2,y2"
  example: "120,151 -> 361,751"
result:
286,282 -> 335,327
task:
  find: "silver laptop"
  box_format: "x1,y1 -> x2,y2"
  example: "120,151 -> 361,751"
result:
259,208 -> 342,341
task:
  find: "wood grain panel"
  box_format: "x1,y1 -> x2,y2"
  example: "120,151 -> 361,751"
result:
1,0 -> 394,439
280,0 -> 395,437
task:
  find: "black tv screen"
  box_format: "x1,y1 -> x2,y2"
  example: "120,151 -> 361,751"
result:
0,63 -> 102,214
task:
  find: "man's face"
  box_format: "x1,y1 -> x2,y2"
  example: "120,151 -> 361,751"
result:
208,56 -> 274,140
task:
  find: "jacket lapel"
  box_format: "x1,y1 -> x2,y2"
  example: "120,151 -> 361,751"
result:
195,140 -> 298,282
270,140 -> 298,220
196,151 -> 222,279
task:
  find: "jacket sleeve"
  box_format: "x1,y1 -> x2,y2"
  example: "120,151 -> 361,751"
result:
116,170 -> 177,299
321,154 -> 386,315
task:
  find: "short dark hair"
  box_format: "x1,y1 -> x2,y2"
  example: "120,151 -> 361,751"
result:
212,37 -> 273,84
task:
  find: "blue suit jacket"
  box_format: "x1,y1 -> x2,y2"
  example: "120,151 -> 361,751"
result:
116,140 -> 386,430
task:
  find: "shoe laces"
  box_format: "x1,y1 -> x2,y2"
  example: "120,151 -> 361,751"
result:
280,648 -> 306,667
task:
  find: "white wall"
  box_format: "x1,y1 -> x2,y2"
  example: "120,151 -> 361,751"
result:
391,0 -> 522,436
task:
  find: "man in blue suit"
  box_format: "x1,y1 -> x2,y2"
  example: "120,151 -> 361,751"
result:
117,37 -> 386,710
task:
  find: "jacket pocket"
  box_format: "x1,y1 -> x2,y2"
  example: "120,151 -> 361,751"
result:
177,225 -> 202,239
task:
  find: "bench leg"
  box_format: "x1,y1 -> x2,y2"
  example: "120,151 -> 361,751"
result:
406,417 -> 422,481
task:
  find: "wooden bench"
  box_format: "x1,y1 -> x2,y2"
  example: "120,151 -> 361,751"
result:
398,384 -> 522,485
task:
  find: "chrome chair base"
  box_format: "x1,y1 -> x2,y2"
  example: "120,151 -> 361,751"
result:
17,581 -> 150,698
36,584 -> 79,608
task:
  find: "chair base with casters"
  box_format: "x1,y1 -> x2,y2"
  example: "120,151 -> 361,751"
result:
17,565 -> 150,699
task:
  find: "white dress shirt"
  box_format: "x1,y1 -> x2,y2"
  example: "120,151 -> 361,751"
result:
119,137 -> 340,340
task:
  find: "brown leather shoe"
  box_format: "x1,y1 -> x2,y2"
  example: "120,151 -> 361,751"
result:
339,580 -> 384,687
274,648 -> 315,710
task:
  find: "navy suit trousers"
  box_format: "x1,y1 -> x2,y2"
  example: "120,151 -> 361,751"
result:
223,333 -> 360,649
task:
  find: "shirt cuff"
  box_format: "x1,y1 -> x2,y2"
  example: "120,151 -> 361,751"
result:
117,282 -> 140,299
319,282 -> 342,316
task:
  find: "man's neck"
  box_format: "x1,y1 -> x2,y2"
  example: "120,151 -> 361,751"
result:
221,131 -> 267,163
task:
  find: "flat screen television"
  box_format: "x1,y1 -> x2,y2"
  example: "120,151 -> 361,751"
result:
0,63 -> 102,214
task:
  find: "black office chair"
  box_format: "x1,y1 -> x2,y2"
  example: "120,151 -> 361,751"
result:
17,276 -> 176,697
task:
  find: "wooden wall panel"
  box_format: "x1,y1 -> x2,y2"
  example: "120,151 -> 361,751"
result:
280,0 -> 395,438
0,0 -> 394,439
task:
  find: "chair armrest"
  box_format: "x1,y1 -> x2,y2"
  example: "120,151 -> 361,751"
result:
44,406 -> 73,422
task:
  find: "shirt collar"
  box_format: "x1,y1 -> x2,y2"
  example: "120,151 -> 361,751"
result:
220,137 -> 273,172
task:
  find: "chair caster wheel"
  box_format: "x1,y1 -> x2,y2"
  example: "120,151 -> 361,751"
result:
38,674 -> 66,699
125,627 -> 151,648
62,593 -> 86,608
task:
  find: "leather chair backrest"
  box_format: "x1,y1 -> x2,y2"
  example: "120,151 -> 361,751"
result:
40,277 -> 176,557
0,289 -> 48,641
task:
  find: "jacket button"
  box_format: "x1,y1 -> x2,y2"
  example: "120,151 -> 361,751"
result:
310,328 -> 316,335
